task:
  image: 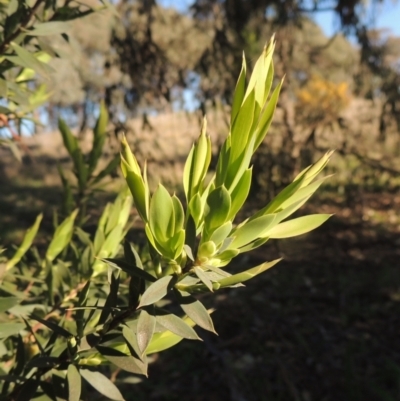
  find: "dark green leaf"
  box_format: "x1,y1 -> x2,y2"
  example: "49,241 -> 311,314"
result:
96,346 -> 148,376
176,291 -> 216,334
156,311 -> 201,340
30,314 -> 72,338
102,258 -> 156,282
138,275 -> 173,308
15,379 -> 39,401
98,271 -> 119,325
136,309 -> 156,355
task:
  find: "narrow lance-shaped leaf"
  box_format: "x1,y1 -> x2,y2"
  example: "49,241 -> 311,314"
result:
146,315 -> 197,354
138,275 -> 173,308
6,213 -> 42,270
136,309 -> 156,356
46,209 -> 78,262
230,53 -> 247,125
120,137 -> 148,221
265,214 -> 332,239
217,259 -> 282,288
176,291 -> 216,334
67,364 -> 81,401
156,311 -> 201,340
229,90 -> 256,165
230,214 -> 276,249
80,370 -> 125,401
9,42 -> 54,78
253,79 -> 283,152
194,266 -> 214,292
88,100 -> 108,174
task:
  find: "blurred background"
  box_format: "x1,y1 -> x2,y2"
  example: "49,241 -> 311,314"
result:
1,0 -> 400,400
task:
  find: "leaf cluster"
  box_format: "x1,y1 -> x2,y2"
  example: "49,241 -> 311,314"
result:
0,36 -> 333,401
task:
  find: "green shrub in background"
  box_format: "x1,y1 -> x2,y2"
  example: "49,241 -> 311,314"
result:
0,37 -> 332,401
0,0 -> 112,157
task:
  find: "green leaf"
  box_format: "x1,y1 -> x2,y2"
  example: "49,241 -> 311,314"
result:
138,276 -> 173,308
230,89 -> 255,164
254,79 -> 283,152
30,314 -> 72,338
136,309 -> 156,355
209,221 -> 232,247
67,365 -> 81,401
156,311 -> 201,340
80,370 -> 125,401
27,21 -> 71,36
149,184 -> 174,243
204,186 -> 231,235
231,53 -> 247,124
0,297 -> 20,313
172,195 -> 184,232
88,101 -> 108,174
6,213 -> 42,270
0,323 -> 24,338
46,209 -> 78,262
97,346 -> 147,376
217,259 -> 282,288
230,215 -> 276,249
176,291 -> 216,334
183,144 -> 195,200
194,266 -> 214,292
266,214 -> 332,239
227,168 -> 252,220
9,42 -> 54,78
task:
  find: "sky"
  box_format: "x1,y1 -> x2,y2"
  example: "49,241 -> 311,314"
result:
160,0 -> 400,38
311,0 -> 400,37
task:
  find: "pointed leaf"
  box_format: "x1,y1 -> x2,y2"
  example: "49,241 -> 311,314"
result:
80,370 -> 125,401
6,214 -> 42,270
136,309 -> 156,355
138,275 -> 173,308
67,364 -> 81,401
156,312 -> 201,340
194,266 -> 213,292
176,291 -> 216,334
218,259 -> 282,287
266,214 -> 332,239
230,214 -> 276,249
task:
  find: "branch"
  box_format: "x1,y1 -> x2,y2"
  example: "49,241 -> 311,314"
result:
0,0 -> 46,55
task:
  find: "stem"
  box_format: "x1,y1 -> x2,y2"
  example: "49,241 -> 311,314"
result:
0,0 -> 46,55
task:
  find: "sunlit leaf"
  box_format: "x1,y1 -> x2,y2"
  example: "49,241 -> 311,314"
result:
266,214 -> 332,239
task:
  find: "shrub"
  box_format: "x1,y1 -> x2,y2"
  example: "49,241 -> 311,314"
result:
0,37 -> 332,401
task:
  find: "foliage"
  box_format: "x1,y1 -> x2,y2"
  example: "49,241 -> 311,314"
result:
296,76 -> 351,125
58,100 -> 120,219
0,38 -> 332,400
0,0 -> 110,159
